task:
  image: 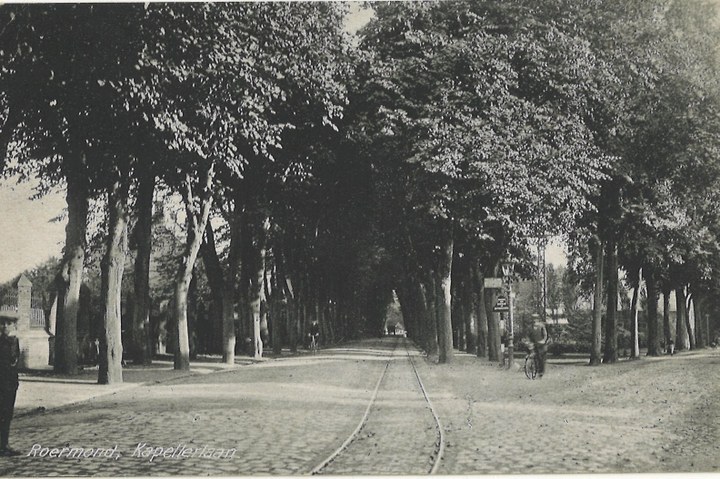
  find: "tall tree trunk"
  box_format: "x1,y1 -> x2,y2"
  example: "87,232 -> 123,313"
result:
686,294 -> 696,350
485,285 -> 501,362
416,281 -> 430,353
326,298 -> 336,343
645,266 -> 661,356
270,265 -> 284,355
464,266 -> 477,354
434,274 -> 445,359
455,298 -> 465,351
131,171 -> 154,365
681,288 -> 695,350
286,276 -> 298,353
408,274 -> 431,353
273,255 -> 291,354
423,276 -> 439,356
261,272 -> 270,346
662,289 -> 672,351
98,181 -> 129,384
247,213 -> 270,359
675,287 -> 689,351
54,170 -> 89,375
285,275 -> 302,353
603,240 -> 618,363
187,273 -> 199,359
226,202 -> 243,359
287,300 -> 296,353
200,222 -> 236,364
301,285 -> 308,343
700,295 -> 710,348
223,286 -> 237,363
174,269 -> 193,370
474,263 -> 488,358
174,165 -> 215,371
590,239 -> 605,366
436,228 -> 454,364
692,288 -> 708,348
630,270 -> 641,358
237,205 -> 251,344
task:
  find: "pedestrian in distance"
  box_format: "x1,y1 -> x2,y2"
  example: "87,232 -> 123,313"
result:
309,319 -> 320,348
530,318 -> 549,378
0,311 -> 21,456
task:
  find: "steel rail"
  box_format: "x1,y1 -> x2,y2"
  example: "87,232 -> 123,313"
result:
310,337 -> 445,475
404,343 -> 445,475
308,339 -> 396,475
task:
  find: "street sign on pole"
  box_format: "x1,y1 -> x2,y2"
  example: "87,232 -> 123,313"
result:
483,277 -> 503,289
501,261 -> 516,369
493,296 -> 509,312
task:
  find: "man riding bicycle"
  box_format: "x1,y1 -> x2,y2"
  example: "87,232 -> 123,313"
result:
530,318 -> 548,378
309,319 -> 320,350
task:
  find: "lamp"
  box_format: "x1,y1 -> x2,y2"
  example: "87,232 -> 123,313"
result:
501,261 -> 515,279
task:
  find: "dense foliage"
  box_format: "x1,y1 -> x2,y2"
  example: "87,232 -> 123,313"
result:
2,0 -> 720,378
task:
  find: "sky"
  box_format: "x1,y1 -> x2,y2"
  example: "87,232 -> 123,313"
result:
0,178 -> 66,282
345,1 -> 374,35
0,2 -> 567,284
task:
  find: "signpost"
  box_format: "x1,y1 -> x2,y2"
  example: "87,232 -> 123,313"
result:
493,296 -> 509,312
485,272 -> 513,367
483,277 -> 503,289
501,261 -> 515,369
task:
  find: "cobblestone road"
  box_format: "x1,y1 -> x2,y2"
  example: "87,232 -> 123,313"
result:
2,341 -> 392,476
318,343 -> 438,475
416,349 -> 720,475
1,338 -> 718,476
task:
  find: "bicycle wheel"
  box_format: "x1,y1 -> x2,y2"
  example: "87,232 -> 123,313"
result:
524,354 -> 537,380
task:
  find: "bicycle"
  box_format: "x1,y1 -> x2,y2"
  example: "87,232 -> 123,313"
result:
524,346 -> 541,380
309,333 -> 319,354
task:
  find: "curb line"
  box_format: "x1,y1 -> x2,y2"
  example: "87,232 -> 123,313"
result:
14,362 -> 246,419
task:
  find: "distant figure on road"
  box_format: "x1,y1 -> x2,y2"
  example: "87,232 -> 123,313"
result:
530,319 -> 548,378
0,311 -> 20,456
309,319 -> 320,348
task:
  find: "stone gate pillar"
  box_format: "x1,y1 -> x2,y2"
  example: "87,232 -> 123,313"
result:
15,275 -> 51,369
17,274 -> 31,332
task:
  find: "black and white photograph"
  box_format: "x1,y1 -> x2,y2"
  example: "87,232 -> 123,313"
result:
1,0 -> 720,476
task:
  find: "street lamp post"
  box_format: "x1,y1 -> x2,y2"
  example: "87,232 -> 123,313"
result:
501,261 -> 515,369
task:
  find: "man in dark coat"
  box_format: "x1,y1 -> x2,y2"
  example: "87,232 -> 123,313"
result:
530,318 -> 549,378
0,311 -> 20,456
309,320 -> 320,348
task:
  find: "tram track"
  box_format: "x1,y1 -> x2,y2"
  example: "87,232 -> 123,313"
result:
309,337 -> 444,475
404,340 -> 446,475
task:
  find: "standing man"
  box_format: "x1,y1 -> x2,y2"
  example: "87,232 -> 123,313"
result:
0,311 -> 20,455
530,317 -> 549,378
